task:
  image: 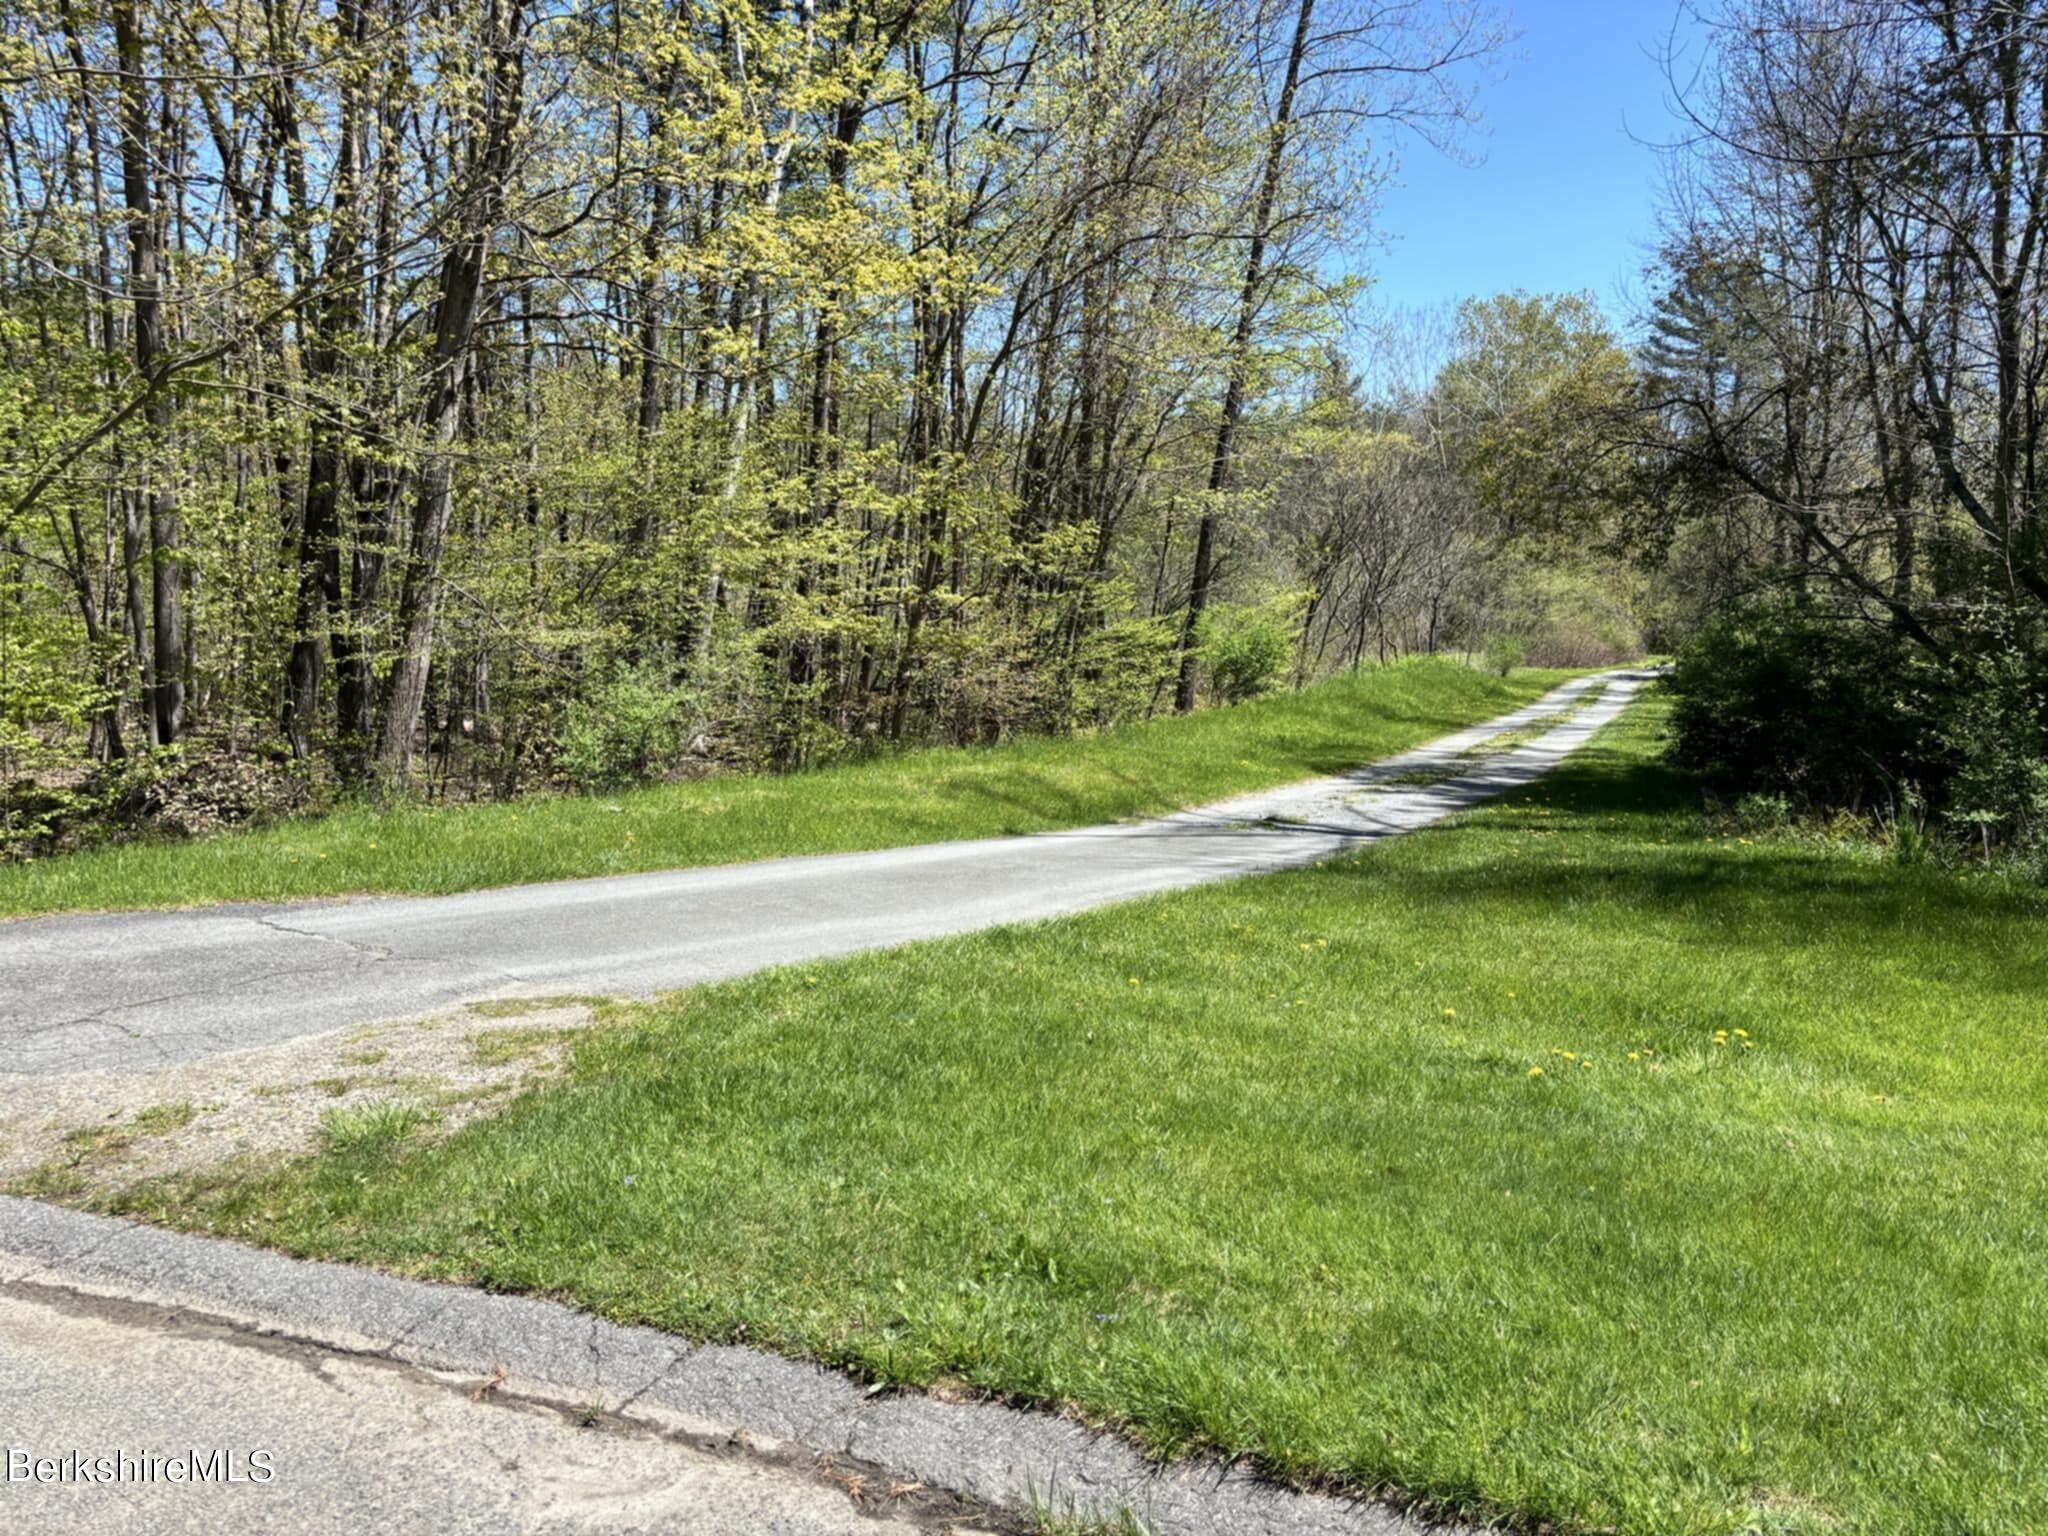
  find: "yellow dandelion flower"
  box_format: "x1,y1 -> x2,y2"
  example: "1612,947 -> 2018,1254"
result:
1528,1066 -> 1545,1078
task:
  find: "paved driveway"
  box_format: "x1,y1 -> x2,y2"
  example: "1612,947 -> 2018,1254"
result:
1,671 -> 1646,1076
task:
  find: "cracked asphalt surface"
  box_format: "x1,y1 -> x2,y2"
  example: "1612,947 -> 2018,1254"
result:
0,680 -> 1648,1533
1,670 -> 1646,1076
0,1283 -> 955,1536
1,1196 -> 1438,1535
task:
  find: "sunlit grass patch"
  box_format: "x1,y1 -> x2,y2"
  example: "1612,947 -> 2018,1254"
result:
318,1100 -> 435,1156
154,697 -> 2048,1534
129,1101 -> 196,1135
0,659 -> 1574,917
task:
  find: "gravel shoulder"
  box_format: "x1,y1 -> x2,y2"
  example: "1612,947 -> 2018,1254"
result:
0,998 -> 593,1199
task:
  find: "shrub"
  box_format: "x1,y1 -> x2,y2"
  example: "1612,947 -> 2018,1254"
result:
555,664 -> 697,790
1481,633 -> 1528,676
1064,615 -> 1181,729
1938,640 -> 2048,855
1,780 -> 88,860
1664,610 -> 1938,810
919,611 -> 1041,746
1199,597 -> 1302,705
1666,603 -> 2048,857
1732,791 -> 1792,828
1,619 -> 118,856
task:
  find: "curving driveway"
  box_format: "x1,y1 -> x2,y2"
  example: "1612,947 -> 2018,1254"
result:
1,670 -> 1648,1076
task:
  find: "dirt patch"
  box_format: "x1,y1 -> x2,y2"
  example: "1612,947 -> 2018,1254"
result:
0,997 -> 597,1198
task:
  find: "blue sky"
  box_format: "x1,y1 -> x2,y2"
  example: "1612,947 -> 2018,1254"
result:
1360,0 -> 1710,326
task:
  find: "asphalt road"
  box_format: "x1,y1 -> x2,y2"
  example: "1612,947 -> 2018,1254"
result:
0,681 -> 1643,1535
1,670 -> 1646,1076
0,1195 -> 1437,1536
0,1284 -> 948,1536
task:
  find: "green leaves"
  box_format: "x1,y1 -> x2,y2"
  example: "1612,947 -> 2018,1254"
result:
1438,291 -> 1638,541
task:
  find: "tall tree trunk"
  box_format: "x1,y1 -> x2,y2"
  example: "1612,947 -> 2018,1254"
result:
58,2 -> 129,756
283,0 -> 366,759
377,0 -> 527,779
335,10 -> 407,758
113,0 -> 184,744
694,0 -> 815,662
630,74 -> 675,553
1175,0 -> 1314,712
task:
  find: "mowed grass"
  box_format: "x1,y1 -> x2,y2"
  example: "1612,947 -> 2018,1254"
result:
0,658 -> 1573,918
162,701 -> 2048,1534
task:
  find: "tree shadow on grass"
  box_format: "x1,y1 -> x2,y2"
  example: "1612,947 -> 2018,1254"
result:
839,698 -> 1572,837
1338,745 -> 2048,966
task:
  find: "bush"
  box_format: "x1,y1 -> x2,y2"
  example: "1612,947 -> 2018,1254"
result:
0,779 -> 88,860
1939,641 -> 2048,854
1665,610 -> 1938,810
1199,597 -> 1302,705
1481,634 -> 1527,676
1666,604 -> 2048,856
1,617 -> 118,856
555,665 -> 698,790
1057,615 -> 1180,730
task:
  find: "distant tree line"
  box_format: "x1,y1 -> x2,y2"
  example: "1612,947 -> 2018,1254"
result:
2,0 -> 1667,853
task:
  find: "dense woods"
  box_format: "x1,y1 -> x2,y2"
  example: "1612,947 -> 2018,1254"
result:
1646,0 -> 2048,856
9,0 -> 1637,844
8,0 -> 2045,866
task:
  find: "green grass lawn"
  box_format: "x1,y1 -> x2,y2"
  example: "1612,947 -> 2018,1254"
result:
146,699 -> 2048,1534
0,658 -> 1574,918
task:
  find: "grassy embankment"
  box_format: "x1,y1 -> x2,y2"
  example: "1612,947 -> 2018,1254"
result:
1,658 -> 1575,918
148,697 -> 2048,1535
